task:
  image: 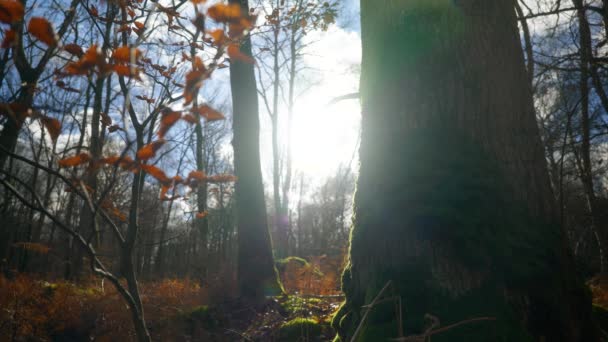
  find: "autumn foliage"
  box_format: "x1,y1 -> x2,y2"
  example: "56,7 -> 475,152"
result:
0,275 -> 208,341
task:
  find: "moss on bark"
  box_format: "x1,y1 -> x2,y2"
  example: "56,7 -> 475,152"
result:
333,1 -> 596,340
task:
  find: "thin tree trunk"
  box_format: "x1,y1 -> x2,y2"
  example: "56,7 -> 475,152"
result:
573,0 -> 608,276
229,0 -> 282,302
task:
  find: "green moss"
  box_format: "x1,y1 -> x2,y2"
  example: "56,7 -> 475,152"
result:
334,127 -> 566,341
277,318 -> 324,341
281,295 -> 322,314
275,256 -> 309,272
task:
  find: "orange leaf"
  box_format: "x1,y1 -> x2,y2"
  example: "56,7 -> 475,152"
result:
158,108 -> 181,138
100,155 -> 137,172
99,155 -> 121,165
184,69 -> 206,105
141,164 -> 171,184
134,21 -> 145,30
0,0 -> 24,24
113,46 -> 142,63
188,170 -> 206,181
39,115 -> 61,143
207,3 -> 241,23
113,64 -> 141,80
136,140 -> 165,160
227,44 -> 255,64
1,28 -> 16,48
58,153 -> 91,167
207,174 -> 237,183
192,105 -> 225,122
190,0 -> 207,4
207,29 -> 225,45
181,114 -> 198,124
64,44 -> 104,76
63,43 -> 84,57
160,184 -> 170,199
195,211 -> 208,219
28,17 -> 57,47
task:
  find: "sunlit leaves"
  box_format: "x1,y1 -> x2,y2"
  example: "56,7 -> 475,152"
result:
99,155 -> 138,172
207,4 -> 241,23
191,105 -> 225,122
141,164 -> 171,184
64,44 -> 104,76
206,174 -> 237,183
133,21 -> 145,35
58,153 -> 91,168
227,43 -> 254,64
158,108 -> 181,138
181,114 -> 198,124
39,115 -> 61,143
188,170 -> 206,182
207,29 -> 225,45
112,64 -> 141,80
136,140 -> 165,161
112,46 -> 142,63
27,17 -> 57,47
0,0 -> 24,24
184,57 -> 208,105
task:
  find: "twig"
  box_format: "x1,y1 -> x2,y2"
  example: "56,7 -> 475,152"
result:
224,328 -> 253,341
327,92 -> 360,106
389,316 -> 496,341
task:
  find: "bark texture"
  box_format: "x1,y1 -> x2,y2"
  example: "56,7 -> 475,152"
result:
229,0 -> 283,301
333,1 -> 596,341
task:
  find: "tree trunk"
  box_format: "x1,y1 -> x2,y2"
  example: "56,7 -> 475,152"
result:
572,0 -> 608,276
229,0 -> 283,302
332,1 -> 596,341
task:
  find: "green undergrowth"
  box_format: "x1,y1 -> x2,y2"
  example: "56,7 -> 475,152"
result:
275,256 -> 310,272
277,317 -> 326,341
281,294 -> 323,315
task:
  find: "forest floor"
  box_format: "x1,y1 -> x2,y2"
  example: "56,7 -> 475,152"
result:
6,255 -> 608,341
0,254 -> 345,341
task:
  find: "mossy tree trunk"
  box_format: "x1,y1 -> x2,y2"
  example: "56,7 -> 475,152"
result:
333,1 -> 596,341
229,0 -> 283,302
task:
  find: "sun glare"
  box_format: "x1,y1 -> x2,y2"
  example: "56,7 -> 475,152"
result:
291,91 -> 360,180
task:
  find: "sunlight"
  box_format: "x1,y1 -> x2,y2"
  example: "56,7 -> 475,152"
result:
291,90 -> 360,181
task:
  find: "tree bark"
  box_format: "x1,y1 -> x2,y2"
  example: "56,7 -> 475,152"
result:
572,0 -> 608,276
229,0 -> 283,302
333,1 -> 596,341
